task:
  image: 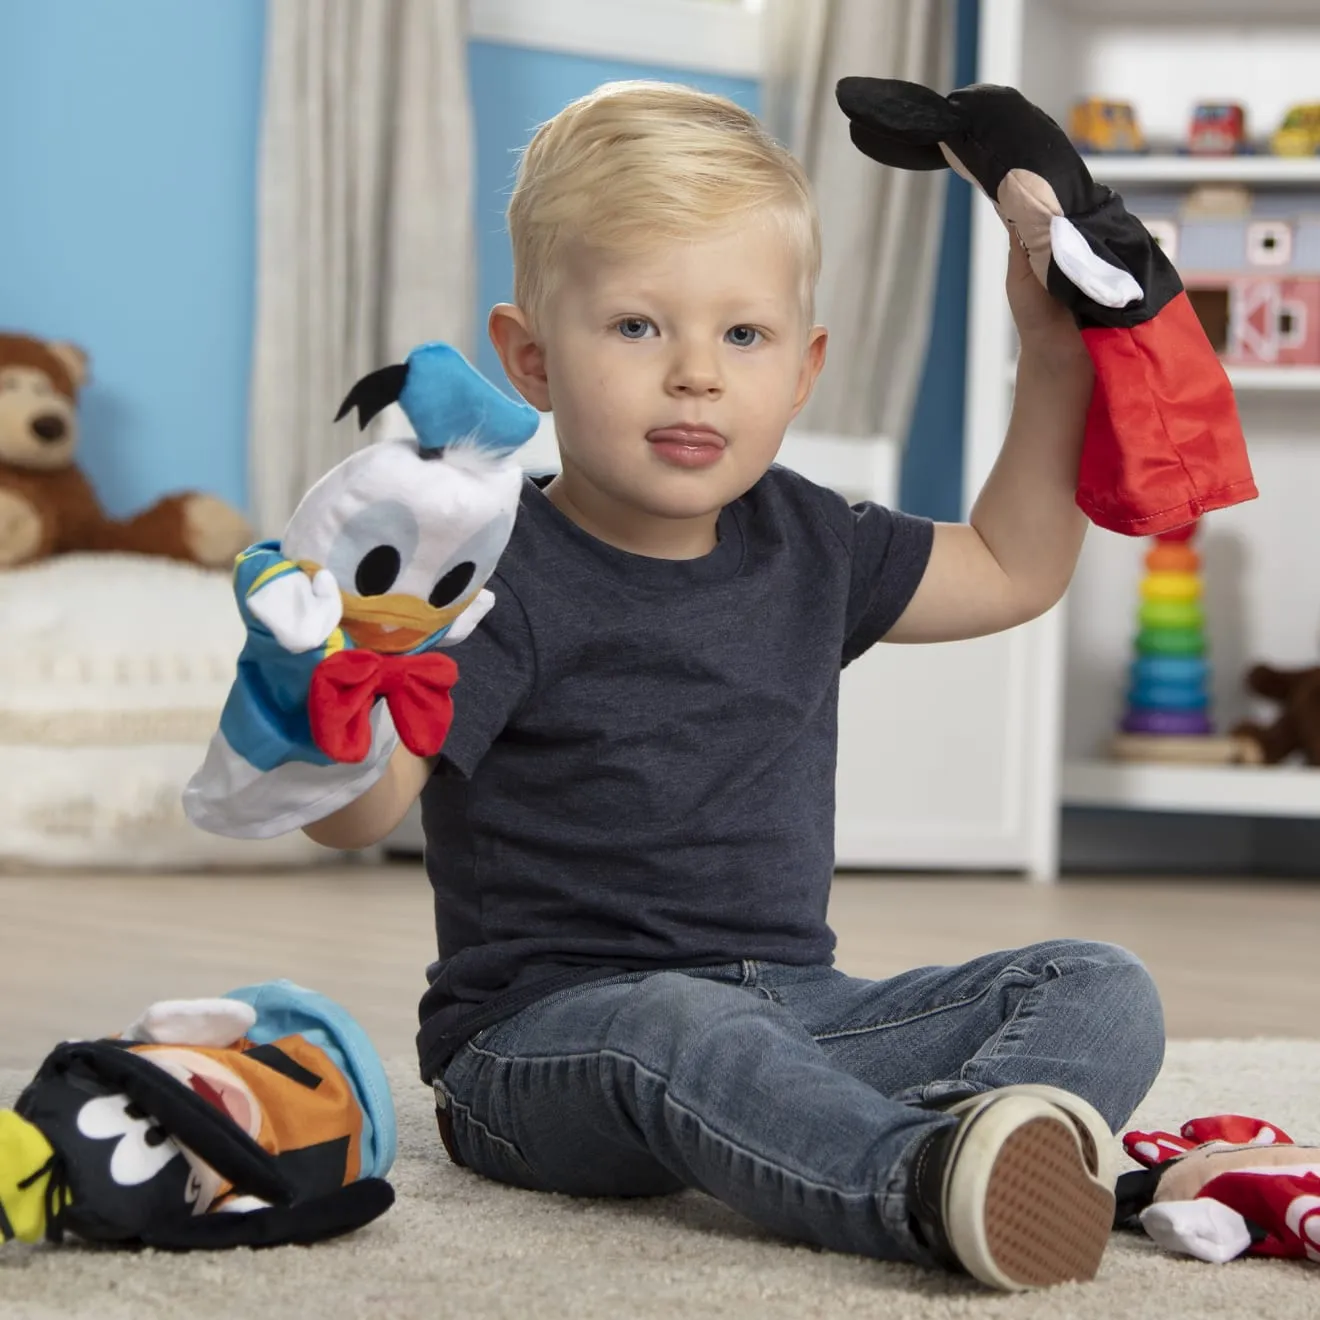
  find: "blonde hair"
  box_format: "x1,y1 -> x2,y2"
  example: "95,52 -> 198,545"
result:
507,81 -> 821,328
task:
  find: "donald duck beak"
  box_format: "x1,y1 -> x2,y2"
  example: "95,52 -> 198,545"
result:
335,586 -> 482,654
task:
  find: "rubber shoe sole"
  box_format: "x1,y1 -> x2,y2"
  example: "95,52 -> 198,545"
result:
941,1084 -> 1119,1191
942,1095 -> 1115,1291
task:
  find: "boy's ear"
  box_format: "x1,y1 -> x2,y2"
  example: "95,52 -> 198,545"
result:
790,326 -> 828,420
488,304 -> 551,411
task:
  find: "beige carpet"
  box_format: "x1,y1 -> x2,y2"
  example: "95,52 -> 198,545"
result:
1,1041 -> 1316,1319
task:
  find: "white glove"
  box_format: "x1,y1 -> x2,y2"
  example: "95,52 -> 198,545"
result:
248,568 -> 343,653
439,588 -> 495,646
121,998 -> 257,1047
1140,1199 -> 1253,1265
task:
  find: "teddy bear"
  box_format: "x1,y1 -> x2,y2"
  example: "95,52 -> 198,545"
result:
0,330 -> 252,570
1231,663 -> 1320,765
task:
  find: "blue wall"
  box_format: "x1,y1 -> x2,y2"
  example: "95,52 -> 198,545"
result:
0,0 -> 265,518
467,43 -> 760,392
1,4 -> 974,522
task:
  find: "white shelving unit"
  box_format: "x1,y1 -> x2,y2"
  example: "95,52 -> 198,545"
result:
1223,366 -> 1320,391
1087,156 -> 1320,186
967,0 -> 1320,874
1005,361 -> 1320,391
1063,760 -> 1320,817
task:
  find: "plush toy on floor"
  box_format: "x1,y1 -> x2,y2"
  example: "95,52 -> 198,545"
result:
183,341 -> 538,839
0,331 -> 252,570
0,980 -> 395,1249
1116,1113 -> 1320,1264
835,79 -> 1258,537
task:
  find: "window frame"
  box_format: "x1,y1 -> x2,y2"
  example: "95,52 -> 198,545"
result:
468,0 -> 766,79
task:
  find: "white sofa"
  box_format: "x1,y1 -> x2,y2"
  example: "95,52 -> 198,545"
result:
0,553 -> 329,869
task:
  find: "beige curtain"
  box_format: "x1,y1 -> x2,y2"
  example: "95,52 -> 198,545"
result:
249,0 -> 473,535
763,0 -> 954,443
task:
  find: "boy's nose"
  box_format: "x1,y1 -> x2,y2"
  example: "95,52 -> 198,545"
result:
665,346 -> 723,397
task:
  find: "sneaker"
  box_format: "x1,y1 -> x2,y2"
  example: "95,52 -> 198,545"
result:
907,1091 -> 1115,1291
939,1084 -> 1120,1191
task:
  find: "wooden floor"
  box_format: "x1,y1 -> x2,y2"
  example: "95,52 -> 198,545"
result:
0,862 -> 1314,1070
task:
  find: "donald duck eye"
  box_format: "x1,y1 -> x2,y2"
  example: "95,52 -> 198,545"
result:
429,561 -> 475,609
354,544 -> 402,596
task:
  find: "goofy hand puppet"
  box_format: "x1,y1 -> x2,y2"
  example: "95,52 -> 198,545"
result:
184,342 -> 538,839
836,78 -> 1258,537
0,980 -> 395,1250
1116,1113 -> 1320,1265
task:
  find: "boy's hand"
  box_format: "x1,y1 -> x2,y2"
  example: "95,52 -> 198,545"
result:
1004,236 -> 1089,370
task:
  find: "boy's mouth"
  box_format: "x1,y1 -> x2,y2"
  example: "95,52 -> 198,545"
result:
646,424 -> 726,470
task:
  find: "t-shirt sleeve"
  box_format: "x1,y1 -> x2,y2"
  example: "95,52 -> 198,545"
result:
841,500 -> 935,665
435,574 -> 536,777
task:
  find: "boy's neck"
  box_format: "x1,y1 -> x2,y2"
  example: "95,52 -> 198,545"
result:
544,475 -> 721,560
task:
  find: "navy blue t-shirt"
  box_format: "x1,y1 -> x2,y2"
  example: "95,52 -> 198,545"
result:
416,467 -> 933,1079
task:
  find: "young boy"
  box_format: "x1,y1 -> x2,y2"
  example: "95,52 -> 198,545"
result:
305,82 -> 1164,1291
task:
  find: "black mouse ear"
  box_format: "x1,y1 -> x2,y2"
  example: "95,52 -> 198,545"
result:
333,362 -> 409,429
835,76 -> 966,170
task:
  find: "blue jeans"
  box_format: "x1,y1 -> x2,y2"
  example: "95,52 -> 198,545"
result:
433,940 -> 1165,1265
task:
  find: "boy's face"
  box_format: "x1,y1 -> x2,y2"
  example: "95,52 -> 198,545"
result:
495,218 -> 826,555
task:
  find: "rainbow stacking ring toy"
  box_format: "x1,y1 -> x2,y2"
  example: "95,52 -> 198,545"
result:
1117,522 -> 1214,738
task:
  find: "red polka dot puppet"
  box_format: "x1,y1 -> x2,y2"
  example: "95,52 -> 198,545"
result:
1117,1114 -> 1320,1265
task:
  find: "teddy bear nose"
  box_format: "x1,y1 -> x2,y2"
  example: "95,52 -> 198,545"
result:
31,414 -> 67,442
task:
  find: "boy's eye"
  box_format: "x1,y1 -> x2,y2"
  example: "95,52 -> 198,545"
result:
726,325 -> 762,348
615,317 -> 655,340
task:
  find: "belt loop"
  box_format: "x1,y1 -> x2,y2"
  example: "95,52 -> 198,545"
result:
740,959 -> 758,988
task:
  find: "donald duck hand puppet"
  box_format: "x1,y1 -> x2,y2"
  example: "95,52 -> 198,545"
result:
835,78 -> 1258,537
0,980 -> 394,1250
183,343 -> 538,840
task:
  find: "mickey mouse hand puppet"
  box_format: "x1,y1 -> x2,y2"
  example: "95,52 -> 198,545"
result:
1116,1113 -> 1320,1264
183,342 -> 538,839
836,79 -> 1258,536
0,980 -> 395,1250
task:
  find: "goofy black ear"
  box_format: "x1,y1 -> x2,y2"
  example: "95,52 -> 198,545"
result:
835,77 -> 966,170
334,362 -> 409,429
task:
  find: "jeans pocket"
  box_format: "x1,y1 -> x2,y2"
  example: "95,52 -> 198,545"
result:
446,1093 -> 540,1190
435,1055 -> 541,1191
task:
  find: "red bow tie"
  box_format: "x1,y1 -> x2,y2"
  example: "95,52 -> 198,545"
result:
309,649 -> 459,763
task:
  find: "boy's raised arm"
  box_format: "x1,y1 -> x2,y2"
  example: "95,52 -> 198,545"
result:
885,240 -> 1093,645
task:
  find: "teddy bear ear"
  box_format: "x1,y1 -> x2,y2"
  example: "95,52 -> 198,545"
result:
47,342 -> 89,391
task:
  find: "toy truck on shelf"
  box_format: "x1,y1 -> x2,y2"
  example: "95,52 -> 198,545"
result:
1272,103 -> 1320,156
1069,98 -> 1145,154
1187,102 -> 1250,155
